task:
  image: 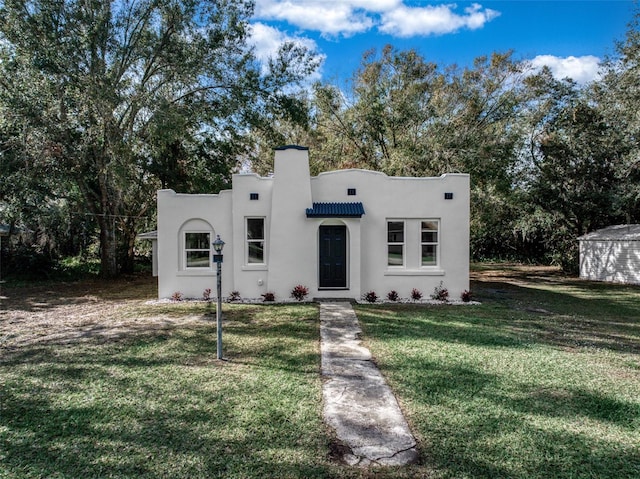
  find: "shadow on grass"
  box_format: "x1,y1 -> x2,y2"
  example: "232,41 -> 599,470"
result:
417,405 -> 640,479
0,313 -> 332,479
511,384 -> 640,428
355,269 -> 640,479
1,313 -> 321,374
1,381 -> 330,479
1,274 -> 157,312
474,278 -> 640,354
357,277 -> 640,355
223,308 -> 321,373
365,353 -> 639,478
386,354 -> 639,428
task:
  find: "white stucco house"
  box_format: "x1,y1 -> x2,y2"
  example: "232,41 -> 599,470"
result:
155,145 -> 470,301
578,224 -> 640,285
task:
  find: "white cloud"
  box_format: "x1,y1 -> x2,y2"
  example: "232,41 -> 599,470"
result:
254,0 -> 375,38
249,22 -> 325,82
379,3 -> 500,37
253,1 -> 499,38
250,22 -> 288,64
530,55 -> 601,84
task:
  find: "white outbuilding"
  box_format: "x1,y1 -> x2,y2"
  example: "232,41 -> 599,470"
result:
578,224 -> 640,285
155,145 -> 470,301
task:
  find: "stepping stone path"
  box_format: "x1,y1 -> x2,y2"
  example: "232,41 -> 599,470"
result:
320,302 -> 419,467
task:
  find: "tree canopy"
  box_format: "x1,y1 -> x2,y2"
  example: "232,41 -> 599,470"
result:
0,0 -> 318,276
1,2 -> 639,277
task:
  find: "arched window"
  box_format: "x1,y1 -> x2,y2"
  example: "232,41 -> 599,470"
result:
179,219 -> 214,271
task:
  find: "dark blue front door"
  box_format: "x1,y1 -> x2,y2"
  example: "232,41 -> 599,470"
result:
319,225 -> 347,288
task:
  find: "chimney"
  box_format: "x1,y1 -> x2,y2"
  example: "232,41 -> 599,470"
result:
267,145 -> 314,294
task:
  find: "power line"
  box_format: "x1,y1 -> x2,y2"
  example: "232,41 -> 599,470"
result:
70,212 -> 152,220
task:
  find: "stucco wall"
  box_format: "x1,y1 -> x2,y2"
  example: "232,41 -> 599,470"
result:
580,240 -> 640,285
311,170 -> 470,299
157,189 -> 234,299
230,174 -> 274,298
267,147 -> 316,299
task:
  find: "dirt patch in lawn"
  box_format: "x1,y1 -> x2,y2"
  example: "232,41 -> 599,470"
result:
471,263 -> 640,354
0,275 -> 191,351
470,262 -> 565,283
3,265 -> 638,356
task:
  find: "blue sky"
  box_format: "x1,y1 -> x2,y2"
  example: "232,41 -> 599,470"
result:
249,0 -> 635,85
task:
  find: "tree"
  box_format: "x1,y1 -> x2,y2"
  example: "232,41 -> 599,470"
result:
513,64 -> 629,271
0,0 -> 318,276
268,47 -> 528,260
595,5 -> 640,223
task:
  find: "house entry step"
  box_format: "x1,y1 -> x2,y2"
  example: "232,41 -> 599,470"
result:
313,297 -> 356,303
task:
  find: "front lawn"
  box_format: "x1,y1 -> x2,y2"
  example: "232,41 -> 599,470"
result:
356,266 -> 640,479
2,268 -> 639,478
1,296 -> 332,479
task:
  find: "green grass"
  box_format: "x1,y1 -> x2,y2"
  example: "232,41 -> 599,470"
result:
0,303 -> 335,479
3,268 -> 640,478
355,271 -> 640,479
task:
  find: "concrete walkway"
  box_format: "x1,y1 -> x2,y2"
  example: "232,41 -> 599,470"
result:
320,302 -> 418,467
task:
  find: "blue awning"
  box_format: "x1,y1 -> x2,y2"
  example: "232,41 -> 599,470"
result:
305,202 -> 365,218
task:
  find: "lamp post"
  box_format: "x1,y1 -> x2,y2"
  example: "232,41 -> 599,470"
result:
212,234 -> 225,360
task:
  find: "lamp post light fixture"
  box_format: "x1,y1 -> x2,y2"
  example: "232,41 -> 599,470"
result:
212,235 -> 225,360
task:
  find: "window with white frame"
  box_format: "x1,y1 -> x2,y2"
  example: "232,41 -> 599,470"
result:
246,218 -> 265,264
184,232 -> 211,268
387,221 -> 405,266
421,220 -> 439,266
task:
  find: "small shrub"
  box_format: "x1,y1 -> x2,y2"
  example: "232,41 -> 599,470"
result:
227,291 -> 241,302
431,281 -> 449,302
57,256 -> 101,278
290,284 -> 309,301
410,288 -> 423,301
202,288 -> 212,301
461,289 -> 473,302
171,291 -> 183,302
387,290 -> 399,302
5,243 -> 55,279
363,291 -> 378,303
261,292 -> 275,302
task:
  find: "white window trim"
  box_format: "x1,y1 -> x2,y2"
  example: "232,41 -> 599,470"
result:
183,231 -> 213,271
420,219 -> 440,268
387,220 -> 405,268
246,217 -> 266,266
384,269 -> 445,276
